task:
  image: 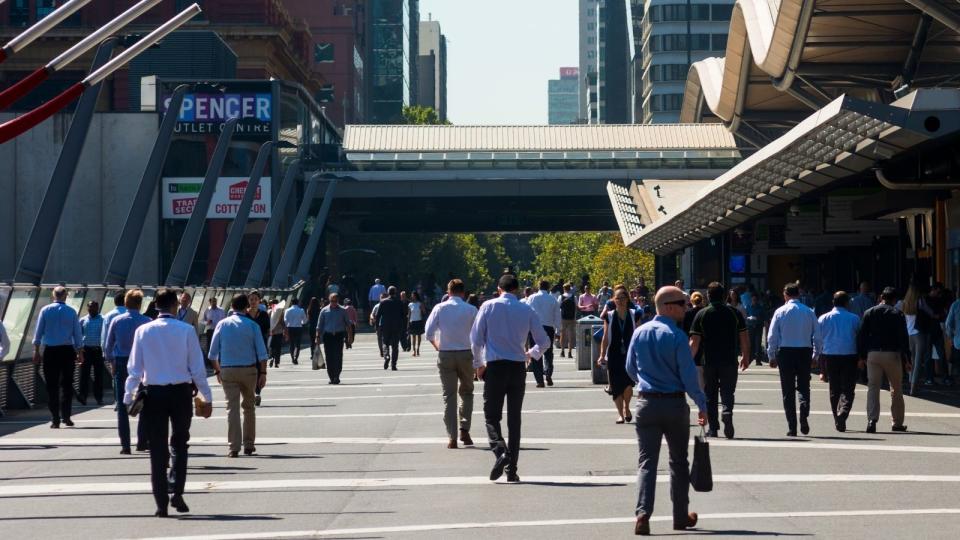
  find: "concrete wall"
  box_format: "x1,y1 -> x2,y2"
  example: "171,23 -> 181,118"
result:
0,112 -> 161,285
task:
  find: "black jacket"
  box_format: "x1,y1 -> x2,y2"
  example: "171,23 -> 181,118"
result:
377,297 -> 407,334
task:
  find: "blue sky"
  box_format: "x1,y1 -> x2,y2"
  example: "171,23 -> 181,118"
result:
418,0 -> 579,125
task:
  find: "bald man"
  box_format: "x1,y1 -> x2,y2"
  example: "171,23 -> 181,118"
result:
626,286 -> 707,536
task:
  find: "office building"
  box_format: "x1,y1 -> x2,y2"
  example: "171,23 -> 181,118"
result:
548,67 -> 580,124
418,19 -> 448,122
367,0 -> 420,124
578,0 -> 601,123
638,0 -> 734,123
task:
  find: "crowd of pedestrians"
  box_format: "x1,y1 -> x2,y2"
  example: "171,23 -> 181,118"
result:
4,272 -> 956,535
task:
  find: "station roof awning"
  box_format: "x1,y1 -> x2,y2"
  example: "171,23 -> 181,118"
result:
627,89 -> 960,255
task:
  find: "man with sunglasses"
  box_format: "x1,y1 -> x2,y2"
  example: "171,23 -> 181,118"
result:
627,286 -> 707,536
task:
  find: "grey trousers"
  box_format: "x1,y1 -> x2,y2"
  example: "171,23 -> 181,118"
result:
635,397 -> 691,523
438,350 -> 475,438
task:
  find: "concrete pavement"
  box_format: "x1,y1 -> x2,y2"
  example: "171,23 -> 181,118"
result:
1,335 -> 959,539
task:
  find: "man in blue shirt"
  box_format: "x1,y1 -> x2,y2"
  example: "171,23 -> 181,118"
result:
626,286 -> 706,536
32,286 -> 83,428
317,293 -> 354,385
104,290 -> 151,454
767,282 -> 822,437
100,291 -> 127,411
209,294 -> 269,458
817,291 -> 861,432
78,300 -> 105,406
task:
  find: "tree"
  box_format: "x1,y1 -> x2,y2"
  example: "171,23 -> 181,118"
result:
589,235 -> 655,287
401,105 -> 448,125
523,232 -> 654,288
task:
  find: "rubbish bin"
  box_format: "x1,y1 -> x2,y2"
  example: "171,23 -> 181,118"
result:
590,323 -> 609,385
576,315 -> 602,370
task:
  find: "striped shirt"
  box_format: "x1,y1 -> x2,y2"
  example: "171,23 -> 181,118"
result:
79,315 -> 104,348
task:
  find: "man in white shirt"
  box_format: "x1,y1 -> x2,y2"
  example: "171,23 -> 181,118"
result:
425,279 -> 479,449
525,280 -> 562,387
267,299 -> 285,368
471,274 -> 551,483
283,298 -> 308,365
202,297 -> 226,359
124,289 -> 212,517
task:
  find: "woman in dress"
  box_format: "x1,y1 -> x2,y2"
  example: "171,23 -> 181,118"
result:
598,289 -> 636,423
408,292 -> 426,356
306,297 -> 321,358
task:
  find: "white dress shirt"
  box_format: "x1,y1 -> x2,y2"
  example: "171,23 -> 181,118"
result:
470,293 -> 551,368
284,306 -> 307,328
123,314 -> 213,404
0,321 -> 10,360
425,296 -> 478,351
526,289 -> 561,329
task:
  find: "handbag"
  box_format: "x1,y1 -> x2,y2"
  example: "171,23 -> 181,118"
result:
312,340 -> 326,370
690,426 -> 713,492
126,384 -> 147,417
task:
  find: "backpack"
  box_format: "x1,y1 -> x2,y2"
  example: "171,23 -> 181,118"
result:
560,295 -> 577,319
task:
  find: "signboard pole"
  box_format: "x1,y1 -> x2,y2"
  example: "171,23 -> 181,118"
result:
165,117 -> 238,287
245,159 -> 300,288
104,83 -> 190,286
210,141 -> 273,287
270,174 -> 321,289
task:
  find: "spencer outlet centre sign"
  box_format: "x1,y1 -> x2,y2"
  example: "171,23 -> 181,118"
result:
161,178 -> 272,220
160,92 -> 273,135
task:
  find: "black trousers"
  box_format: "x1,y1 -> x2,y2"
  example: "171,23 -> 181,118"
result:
527,326 -> 556,385
42,345 -> 76,423
382,331 -> 401,367
703,362 -> 738,431
483,361 -> 526,474
288,327 -> 304,362
323,332 -> 346,383
268,334 -> 283,365
776,347 -> 812,430
142,384 -> 192,509
824,354 -> 858,421
204,330 -> 214,366
78,346 -> 104,403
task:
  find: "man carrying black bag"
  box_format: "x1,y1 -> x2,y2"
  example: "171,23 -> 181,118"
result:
626,286 -> 707,536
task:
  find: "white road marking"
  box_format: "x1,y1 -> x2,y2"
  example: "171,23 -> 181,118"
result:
3,436 -> 960,454
132,507 -> 960,540
4,475 -> 960,498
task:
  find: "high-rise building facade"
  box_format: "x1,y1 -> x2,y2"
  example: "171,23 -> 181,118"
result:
284,0 -> 368,128
580,0 -> 632,124
366,0 -> 419,124
548,67 -> 580,125
578,0 -> 601,124
638,0 -> 733,123
418,19 -> 447,122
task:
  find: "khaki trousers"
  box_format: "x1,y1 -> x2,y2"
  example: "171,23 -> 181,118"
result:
438,350 -> 474,438
560,320 -> 576,350
221,366 -> 258,452
866,351 -> 905,427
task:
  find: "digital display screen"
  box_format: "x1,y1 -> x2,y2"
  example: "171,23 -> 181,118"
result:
729,254 -> 747,274
3,289 -> 39,362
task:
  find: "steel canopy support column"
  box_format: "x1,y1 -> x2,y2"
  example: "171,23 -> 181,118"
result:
904,0 -> 960,35
245,160 -> 300,288
165,117 -> 238,287
210,141 -> 273,287
104,84 -> 190,286
270,176 -> 321,289
13,39 -> 117,285
293,179 -> 339,283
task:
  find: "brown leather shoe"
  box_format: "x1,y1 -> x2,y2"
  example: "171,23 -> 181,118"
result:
634,514 -> 650,535
673,512 -> 698,530
459,430 -> 474,446
447,438 -> 457,449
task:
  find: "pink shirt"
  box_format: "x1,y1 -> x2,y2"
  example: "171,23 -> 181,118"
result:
345,305 -> 359,326
578,293 -> 598,312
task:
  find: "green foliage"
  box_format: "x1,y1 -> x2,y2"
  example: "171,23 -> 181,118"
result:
525,232 -> 654,288
401,105 -> 449,125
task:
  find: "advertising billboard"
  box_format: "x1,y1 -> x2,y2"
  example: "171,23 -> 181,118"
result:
161,177 -> 272,220
158,81 -> 274,136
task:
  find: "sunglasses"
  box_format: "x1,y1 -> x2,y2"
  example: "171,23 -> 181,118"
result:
663,299 -> 687,307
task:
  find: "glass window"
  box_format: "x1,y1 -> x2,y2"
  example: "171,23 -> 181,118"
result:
690,4 -> 710,21
8,0 -> 29,27
3,289 -> 38,362
587,22 -> 595,30
690,34 -> 710,50
588,36 -> 595,44
314,42 -> 335,63
317,84 -> 335,103
712,34 -> 728,51
712,4 -> 734,21
587,8 -> 595,16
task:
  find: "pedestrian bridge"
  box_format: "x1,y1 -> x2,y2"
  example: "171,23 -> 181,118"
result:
317,124 -> 741,234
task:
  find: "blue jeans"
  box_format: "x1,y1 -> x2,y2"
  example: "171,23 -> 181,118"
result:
114,357 -> 146,450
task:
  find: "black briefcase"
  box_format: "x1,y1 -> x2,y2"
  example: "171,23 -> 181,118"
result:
690,427 -> 713,492
127,384 -> 147,418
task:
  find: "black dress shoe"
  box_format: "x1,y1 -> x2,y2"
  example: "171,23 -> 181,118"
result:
546,376 -> 553,386
63,419 -> 74,427
673,512 -> 698,530
155,509 -> 169,518
50,422 -> 60,429
706,429 -> 718,438
836,418 -> 846,432
723,420 -> 735,439
635,515 -> 650,536
383,359 -> 389,370
227,450 -> 239,458
170,495 -> 190,513
799,417 -> 809,435
120,448 -> 132,455
255,394 -> 261,407
459,430 -> 474,446
506,473 -> 520,483
866,421 -> 877,433
535,383 -> 545,388
136,443 -> 149,452
244,447 -> 257,456
77,397 -> 88,406
786,430 -> 797,437
891,424 -> 908,432
391,366 -> 398,371
489,452 -> 509,481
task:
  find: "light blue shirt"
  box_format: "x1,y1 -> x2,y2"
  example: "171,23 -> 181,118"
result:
209,313 -> 269,367
817,307 -> 860,355
33,302 -> 82,349
79,314 -> 103,348
104,310 -> 151,361
945,299 -> 960,350
767,299 -> 822,360
626,315 -> 706,412
100,306 -> 128,348
317,305 -> 351,335
470,293 -> 551,368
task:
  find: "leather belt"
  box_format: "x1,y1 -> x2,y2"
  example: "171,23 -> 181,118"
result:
638,391 -> 685,399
